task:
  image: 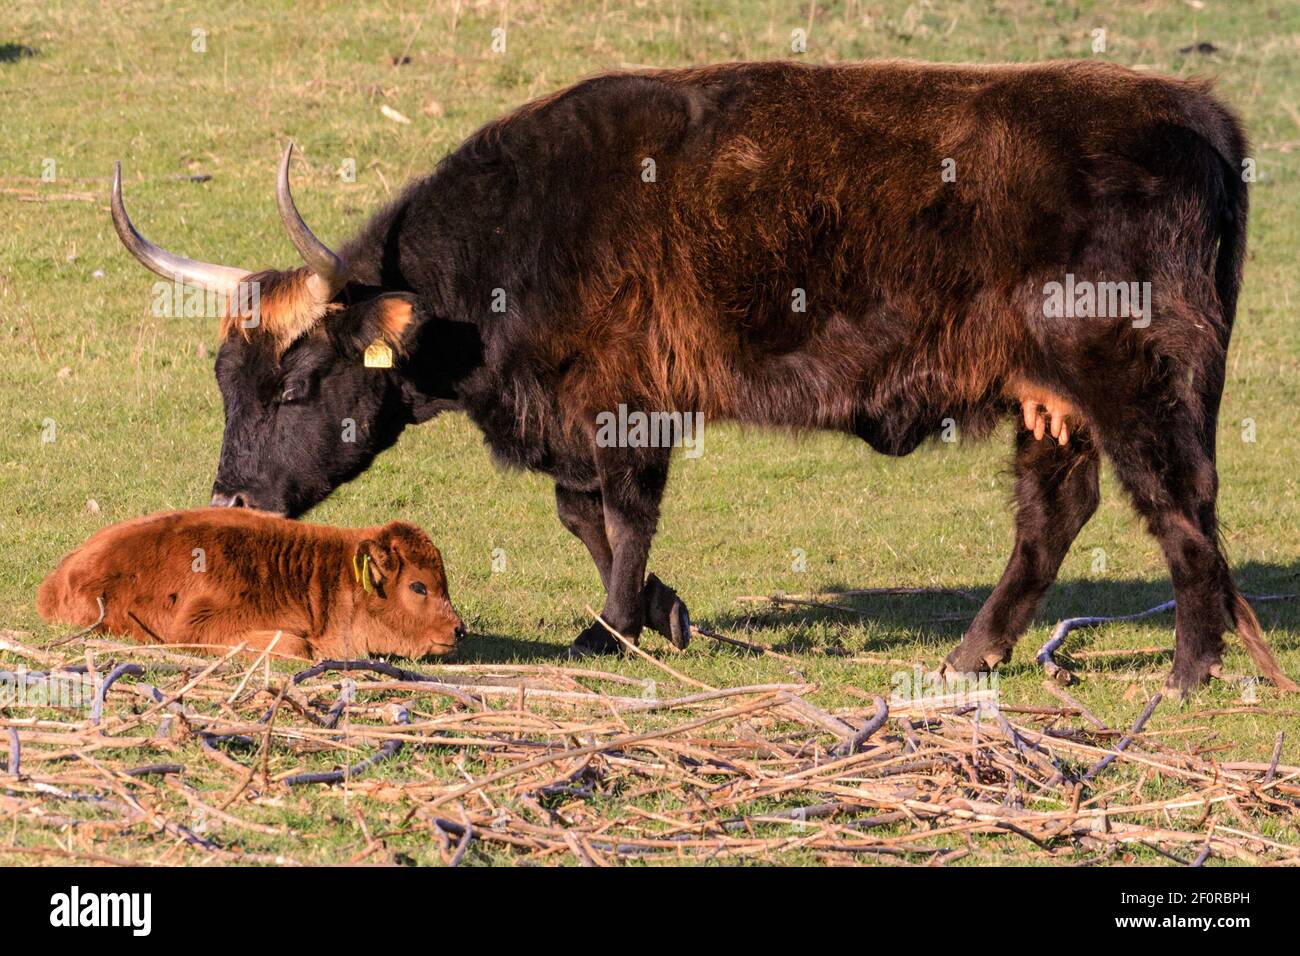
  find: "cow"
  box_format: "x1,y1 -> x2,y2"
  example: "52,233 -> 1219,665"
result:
108,58 -> 1296,694
37,509 -> 465,660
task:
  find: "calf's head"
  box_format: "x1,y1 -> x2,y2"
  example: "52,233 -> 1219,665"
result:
353,522 -> 465,657
111,144 -> 468,517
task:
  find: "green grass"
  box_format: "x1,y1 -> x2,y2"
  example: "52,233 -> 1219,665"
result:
2,0 -> 1299,864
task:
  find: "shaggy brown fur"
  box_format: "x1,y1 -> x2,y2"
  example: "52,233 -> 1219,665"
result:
37,509 -> 464,660
218,268 -> 342,355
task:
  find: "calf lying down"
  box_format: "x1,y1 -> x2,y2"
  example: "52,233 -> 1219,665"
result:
37,509 -> 465,660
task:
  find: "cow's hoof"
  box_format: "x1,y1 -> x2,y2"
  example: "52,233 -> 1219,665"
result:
644,574 -> 691,650
567,621 -> 626,658
942,638 -> 1011,681
1164,656 -> 1222,699
1162,676 -> 1196,703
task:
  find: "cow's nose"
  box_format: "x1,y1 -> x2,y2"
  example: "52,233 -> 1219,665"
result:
210,491 -> 249,508
453,622 -> 467,642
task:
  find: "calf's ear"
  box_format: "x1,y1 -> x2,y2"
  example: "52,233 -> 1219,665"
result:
354,537 -> 403,589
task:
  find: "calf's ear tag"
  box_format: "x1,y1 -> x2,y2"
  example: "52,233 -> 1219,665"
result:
353,553 -> 373,593
364,339 -> 394,368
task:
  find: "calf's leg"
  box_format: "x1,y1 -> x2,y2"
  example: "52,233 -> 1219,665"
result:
222,629 -> 314,661
944,429 -> 1100,676
556,482 -> 690,651
172,597 -> 313,659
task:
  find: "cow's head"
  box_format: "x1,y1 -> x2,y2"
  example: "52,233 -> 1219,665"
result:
353,522 -> 465,658
111,145 -> 463,517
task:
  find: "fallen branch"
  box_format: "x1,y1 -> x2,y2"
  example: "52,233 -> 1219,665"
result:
1038,593 -> 1297,685
1083,694 -> 1163,783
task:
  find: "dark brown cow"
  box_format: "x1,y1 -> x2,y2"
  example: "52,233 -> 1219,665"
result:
38,509 -> 465,660
107,59 -> 1295,693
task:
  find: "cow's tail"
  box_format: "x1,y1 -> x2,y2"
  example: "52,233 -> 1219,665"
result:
1170,82 -> 1249,331
1210,121 -> 1248,332
1228,590 -> 1300,692
1175,82 -> 1251,332
1211,141 -> 1297,690
1180,92 -> 1296,689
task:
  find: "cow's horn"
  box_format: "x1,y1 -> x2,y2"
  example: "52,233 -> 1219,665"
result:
277,143 -> 349,298
111,162 -> 250,291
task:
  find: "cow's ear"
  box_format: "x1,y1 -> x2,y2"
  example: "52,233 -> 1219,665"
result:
354,538 -> 400,589
349,293 -> 421,361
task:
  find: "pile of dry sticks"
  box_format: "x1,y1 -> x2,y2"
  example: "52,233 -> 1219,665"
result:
1,613 -> 1297,866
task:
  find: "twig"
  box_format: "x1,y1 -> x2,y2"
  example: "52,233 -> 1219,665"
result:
48,597 -> 106,648
1037,601 -> 1175,684
1038,593 -> 1297,684
227,631 -> 282,703
1041,680 -> 1108,731
284,706 -> 411,787
692,625 -> 800,663
1264,731 -> 1284,786
449,817 -> 474,866
90,664 -> 156,725
586,607 -> 713,691
4,728 -> 19,777
1083,694 -> 1163,782
125,763 -> 185,778
832,697 -> 889,757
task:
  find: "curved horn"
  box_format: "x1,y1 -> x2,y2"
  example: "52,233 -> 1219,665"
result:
277,143 -> 349,297
111,162 -> 250,291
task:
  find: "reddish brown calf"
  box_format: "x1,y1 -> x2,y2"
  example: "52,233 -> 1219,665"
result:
37,509 -> 464,660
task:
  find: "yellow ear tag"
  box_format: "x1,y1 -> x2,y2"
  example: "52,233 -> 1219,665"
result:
364,339 -> 394,369
353,554 -> 372,593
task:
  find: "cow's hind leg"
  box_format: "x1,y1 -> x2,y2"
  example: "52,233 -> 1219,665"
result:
1078,292 -> 1295,694
556,483 -> 690,652
1107,419 -> 1229,693
944,430 -> 1100,676
1098,404 -> 1295,695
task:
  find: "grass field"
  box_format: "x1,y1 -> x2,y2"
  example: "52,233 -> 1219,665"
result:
2,0 -> 1299,865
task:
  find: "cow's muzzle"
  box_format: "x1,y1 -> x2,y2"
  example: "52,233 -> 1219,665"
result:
210,491 -> 250,509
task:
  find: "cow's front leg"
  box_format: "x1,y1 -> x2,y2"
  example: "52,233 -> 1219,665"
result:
642,572 -> 691,649
557,482 -> 690,653
567,448 -> 673,657
555,484 -> 614,591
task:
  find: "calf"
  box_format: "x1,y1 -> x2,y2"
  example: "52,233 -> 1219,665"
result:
37,509 -> 465,660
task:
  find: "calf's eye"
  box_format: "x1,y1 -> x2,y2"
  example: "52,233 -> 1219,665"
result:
409,581 -> 428,596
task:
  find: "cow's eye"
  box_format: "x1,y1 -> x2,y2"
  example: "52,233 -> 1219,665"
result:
280,384 -> 302,404
409,581 -> 428,596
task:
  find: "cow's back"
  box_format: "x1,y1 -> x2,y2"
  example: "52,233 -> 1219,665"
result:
424,58 -> 1245,454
